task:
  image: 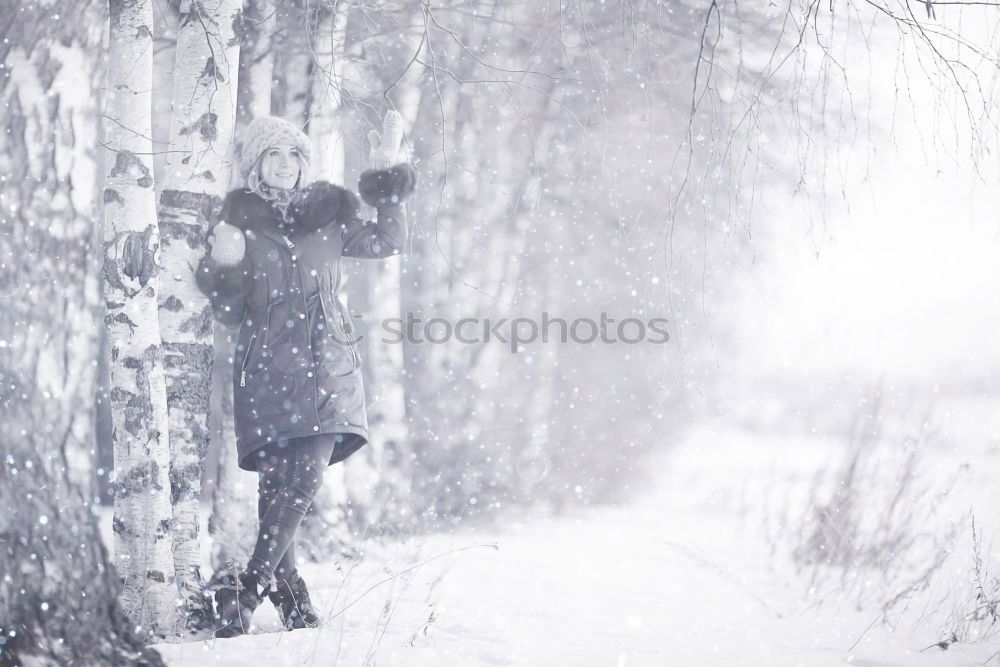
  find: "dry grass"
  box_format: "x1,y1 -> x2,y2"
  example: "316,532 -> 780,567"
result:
757,387 -> 959,613
941,515 -> 1000,642
748,382 -> 1000,647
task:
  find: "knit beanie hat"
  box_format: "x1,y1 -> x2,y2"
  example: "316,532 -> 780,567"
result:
239,115 -> 312,181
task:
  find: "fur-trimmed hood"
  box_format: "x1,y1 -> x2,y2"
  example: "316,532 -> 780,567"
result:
221,180 -> 361,239
220,164 -> 417,239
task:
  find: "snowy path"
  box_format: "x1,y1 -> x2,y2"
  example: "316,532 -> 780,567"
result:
152,426 -> 1000,666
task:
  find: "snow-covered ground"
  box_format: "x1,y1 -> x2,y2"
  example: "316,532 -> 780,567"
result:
140,422 -> 1000,666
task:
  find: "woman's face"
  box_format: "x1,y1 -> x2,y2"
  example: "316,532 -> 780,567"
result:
259,144 -> 301,189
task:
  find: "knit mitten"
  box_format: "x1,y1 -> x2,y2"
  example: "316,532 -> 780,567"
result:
208,221 -> 246,266
367,110 -> 404,170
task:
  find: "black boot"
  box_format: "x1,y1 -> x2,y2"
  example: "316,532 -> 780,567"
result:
214,571 -> 270,638
268,571 -> 321,630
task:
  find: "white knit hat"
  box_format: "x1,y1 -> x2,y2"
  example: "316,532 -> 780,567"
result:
239,116 -> 312,180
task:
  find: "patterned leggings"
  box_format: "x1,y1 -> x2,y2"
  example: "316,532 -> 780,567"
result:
246,434 -> 336,584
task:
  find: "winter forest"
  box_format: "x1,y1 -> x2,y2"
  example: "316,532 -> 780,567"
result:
5,0 -> 1000,664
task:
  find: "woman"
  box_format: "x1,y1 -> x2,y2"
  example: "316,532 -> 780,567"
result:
196,114 -> 416,638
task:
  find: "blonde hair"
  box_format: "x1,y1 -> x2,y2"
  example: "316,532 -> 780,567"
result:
246,150 -> 310,197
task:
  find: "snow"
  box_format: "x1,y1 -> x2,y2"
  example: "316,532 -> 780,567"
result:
143,422 -> 1000,666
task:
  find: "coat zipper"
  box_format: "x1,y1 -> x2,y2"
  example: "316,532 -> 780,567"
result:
240,330 -> 257,387
284,235 -> 323,432
264,299 -> 275,346
281,233 -> 297,261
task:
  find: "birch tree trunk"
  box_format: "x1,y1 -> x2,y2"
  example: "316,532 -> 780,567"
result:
156,0 -> 242,631
103,0 -> 178,639
208,0 -> 275,572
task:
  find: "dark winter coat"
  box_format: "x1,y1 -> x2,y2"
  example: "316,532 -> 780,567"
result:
195,164 -> 417,472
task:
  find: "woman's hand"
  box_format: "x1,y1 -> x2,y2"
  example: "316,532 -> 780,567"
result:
367,110 -> 404,170
358,163 -> 418,208
208,221 -> 246,266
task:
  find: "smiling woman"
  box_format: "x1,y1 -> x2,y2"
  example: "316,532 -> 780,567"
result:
239,117 -> 313,195
195,113 -> 417,639
259,145 -> 303,190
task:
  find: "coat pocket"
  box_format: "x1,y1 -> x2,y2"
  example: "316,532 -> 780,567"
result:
316,291 -> 360,375
333,296 -> 361,368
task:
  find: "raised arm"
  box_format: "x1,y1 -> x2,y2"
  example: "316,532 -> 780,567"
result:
341,162 -> 417,259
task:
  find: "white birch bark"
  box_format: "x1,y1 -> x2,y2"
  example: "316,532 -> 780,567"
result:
156,0 -> 242,630
103,0 -> 178,638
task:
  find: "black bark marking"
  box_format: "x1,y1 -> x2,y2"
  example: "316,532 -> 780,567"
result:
158,220 -> 203,251
113,459 -> 164,498
110,344 -> 161,437
111,515 -> 129,536
108,0 -> 133,29
200,57 -> 224,84
183,411 -> 210,457
161,295 -> 183,312
145,570 -> 166,583
228,9 -> 244,47
178,304 -> 212,338
176,0 -> 204,29
104,188 -> 124,206
106,312 -> 138,335
109,150 -> 153,189
103,255 -> 128,294
169,461 -> 204,505
121,225 -> 157,286
159,190 -> 221,247
179,111 -> 218,141
162,342 -> 212,407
